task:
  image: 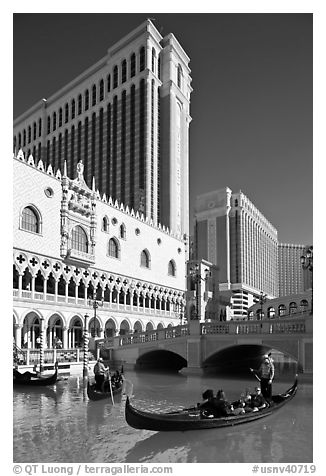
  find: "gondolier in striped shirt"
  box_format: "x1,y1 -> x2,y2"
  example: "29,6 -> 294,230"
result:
93,358 -> 108,391
258,354 -> 275,400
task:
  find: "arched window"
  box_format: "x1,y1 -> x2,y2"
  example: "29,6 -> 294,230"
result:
168,259 -> 176,276
122,60 -> 127,83
120,223 -> 126,239
107,74 -> 111,92
92,84 -> 97,106
102,216 -> 109,232
64,103 -> 69,123
152,48 -> 156,73
139,47 -> 145,71
113,66 -> 118,89
59,108 -> 63,127
71,226 -> 88,253
99,79 -> 104,101
130,53 -> 136,77
108,238 -> 119,258
300,299 -> 309,311
38,118 -> 42,137
289,302 -> 298,314
52,112 -> 57,131
71,99 -> 76,119
18,133 -> 21,148
140,249 -> 150,268
33,122 -> 37,140
78,94 -> 82,115
28,126 -> 31,143
21,206 -> 40,233
85,89 -> 89,111
47,117 -> 51,135
278,304 -> 287,317
267,307 -> 276,318
177,64 -> 183,89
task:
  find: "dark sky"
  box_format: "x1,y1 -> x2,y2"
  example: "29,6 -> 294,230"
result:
13,13 -> 313,245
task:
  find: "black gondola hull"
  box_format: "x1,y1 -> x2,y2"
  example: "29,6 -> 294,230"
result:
125,378 -> 298,431
13,368 -> 58,387
87,380 -> 123,401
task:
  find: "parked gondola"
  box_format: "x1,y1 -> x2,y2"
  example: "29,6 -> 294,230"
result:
13,362 -> 58,387
87,379 -> 124,401
125,377 -> 298,432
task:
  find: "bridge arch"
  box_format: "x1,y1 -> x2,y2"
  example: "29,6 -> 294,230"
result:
136,349 -> 187,371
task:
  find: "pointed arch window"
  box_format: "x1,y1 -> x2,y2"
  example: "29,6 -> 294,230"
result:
71,226 -> 88,253
139,47 -> 145,71
59,108 -> 63,127
65,103 -> 69,123
120,223 -> 126,239
122,60 -> 127,83
108,238 -> 119,259
92,84 -> 97,106
140,249 -> 150,268
168,260 -> 176,277
78,94 -> 82,115
21,206 -> 41,234
107,74 -> 111,92
102,216 -> 109,232
99,79 -> 104,101
177,64 -> 183,89
130,53 -> 136,77
113,66 -> 118,89
85,90 -> 89,111
52,112 -> 57,131
71,99 -> 76,119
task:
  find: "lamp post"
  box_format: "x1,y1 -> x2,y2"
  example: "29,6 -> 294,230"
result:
83,313 -> 89,378
259,292 -> 267,320
88,290 -> 104,338
189,264 -> 210,320
301,245 -> 313,314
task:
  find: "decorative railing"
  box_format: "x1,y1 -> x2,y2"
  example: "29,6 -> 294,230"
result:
14,348 -> 94,366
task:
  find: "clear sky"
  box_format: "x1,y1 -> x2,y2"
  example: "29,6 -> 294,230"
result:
13,13 -> 313,245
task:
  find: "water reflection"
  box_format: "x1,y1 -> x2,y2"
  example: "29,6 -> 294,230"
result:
13,371 -> 312,463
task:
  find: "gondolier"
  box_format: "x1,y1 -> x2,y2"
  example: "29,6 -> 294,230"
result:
257,354 -> 275,400
93,358 -> 108,391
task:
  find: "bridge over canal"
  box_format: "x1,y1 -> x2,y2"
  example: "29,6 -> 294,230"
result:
100,312 -> 313,375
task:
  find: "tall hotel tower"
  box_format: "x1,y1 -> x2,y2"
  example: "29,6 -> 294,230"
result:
278,243 -> 310,296
194,188 -> 279,319
13,19 -> 192,237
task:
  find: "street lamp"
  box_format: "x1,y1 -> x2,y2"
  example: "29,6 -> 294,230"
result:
259,292 -> 267,320
301,245 -> 313,313
88,290 -> 104,338
83,313 -> 89,378
189,264 -> 210,320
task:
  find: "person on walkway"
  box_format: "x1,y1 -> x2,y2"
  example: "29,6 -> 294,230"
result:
93,358 -> 108,391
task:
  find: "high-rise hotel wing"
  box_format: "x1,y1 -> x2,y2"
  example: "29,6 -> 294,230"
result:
13,19 -> 192,238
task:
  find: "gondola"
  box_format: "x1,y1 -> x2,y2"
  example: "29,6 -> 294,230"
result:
125,377 -> 298,432
13,363 -> 58,387
87,378 -> 124,401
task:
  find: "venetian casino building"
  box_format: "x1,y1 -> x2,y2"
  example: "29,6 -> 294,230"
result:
13,19 -> 192,238
13,152 -> 187,350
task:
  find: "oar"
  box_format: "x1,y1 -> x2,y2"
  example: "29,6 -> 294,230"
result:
249,368 -> 261,382
107,371 -> 115,405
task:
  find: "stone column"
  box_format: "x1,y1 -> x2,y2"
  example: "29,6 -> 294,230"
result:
18,274 -> 23,298
62,326 -> 68,349
43,278 -> 48,301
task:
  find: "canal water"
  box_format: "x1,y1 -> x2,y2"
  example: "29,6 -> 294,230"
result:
13,369 -> 312,463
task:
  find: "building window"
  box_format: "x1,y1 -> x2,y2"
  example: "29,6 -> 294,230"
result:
92,84 -> 97,106
65,103 -> 69,123
33,122 -> 37,141
107,74 -> 111,92
21,206 -> 40,234
38,119 -> 42,137
152,48 -> 156,73
168,260 -> 176,277
113,66 -> 118,89
28,126 -> 31,143
59,108 -> 63,127
177,64 -> 183,89
47,117 -> 51,135
99,79 -> 104,101
139,47 -> 145,71
78,95 -> 82,115
85,90 -> 89,111
122,60 -> 127,83
102,216 -> 109,232
108,238 -> 119,259
71,99 -> 76,119
52,112 -> 57,131
71,226 -> 88,253
140,249 -> 150,268
130,53 -> 136,77
120,223 -> 126,239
